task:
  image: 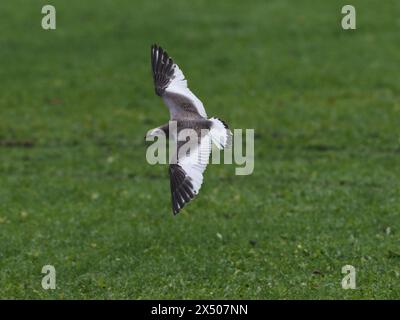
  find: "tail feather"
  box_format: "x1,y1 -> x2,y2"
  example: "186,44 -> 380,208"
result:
209,117 -> 232,150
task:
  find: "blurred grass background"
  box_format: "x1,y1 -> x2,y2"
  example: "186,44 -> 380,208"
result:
0,0 -> 399,298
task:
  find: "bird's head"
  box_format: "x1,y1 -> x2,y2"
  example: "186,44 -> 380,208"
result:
144,127 -> 164,140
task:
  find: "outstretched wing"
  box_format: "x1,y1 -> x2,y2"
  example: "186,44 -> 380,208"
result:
151,44 -> 207,120
169,134 -> 212,215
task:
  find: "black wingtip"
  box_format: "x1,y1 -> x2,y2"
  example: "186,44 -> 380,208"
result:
169,164 -> 196,216
150,44 -> 175,97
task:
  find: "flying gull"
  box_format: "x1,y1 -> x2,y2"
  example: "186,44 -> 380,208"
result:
148,44 -> 232,215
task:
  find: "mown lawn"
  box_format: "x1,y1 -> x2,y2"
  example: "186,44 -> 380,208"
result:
0,0 -> 399,299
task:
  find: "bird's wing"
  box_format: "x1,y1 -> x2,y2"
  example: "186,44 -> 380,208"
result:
151,44 -> 207,120
169,134 -> 211,214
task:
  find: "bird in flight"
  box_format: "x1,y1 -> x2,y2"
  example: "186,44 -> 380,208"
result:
148,44 -> 232,215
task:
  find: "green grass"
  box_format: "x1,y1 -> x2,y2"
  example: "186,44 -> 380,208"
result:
0,0 -> 400,299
